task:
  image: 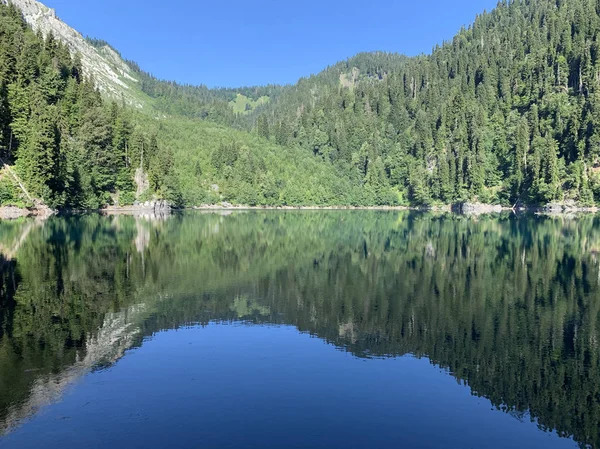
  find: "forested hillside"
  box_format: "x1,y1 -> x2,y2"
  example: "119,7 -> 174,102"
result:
5,0 -> 600,208
0,2 -> 361,208
0,3 -> 181,208
87,37 -> 285,127
251,0 -> 600,206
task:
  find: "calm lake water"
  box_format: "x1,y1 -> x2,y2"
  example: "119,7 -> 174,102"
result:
0,211 -> 598,448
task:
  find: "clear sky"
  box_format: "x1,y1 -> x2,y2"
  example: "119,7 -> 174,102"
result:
41,0 -> 499,88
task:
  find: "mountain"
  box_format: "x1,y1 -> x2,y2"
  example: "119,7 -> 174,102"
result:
3,0 -> 144,107
251,0 -> 600,206
3,0 -> 600,209
3,0 -> 407,129
0,0 -> 363,209
4,0 -> 283,120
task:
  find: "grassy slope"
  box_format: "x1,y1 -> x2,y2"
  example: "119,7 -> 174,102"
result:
230,93 -> 270,115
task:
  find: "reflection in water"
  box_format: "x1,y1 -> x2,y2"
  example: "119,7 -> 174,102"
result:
0,211 -> 599,447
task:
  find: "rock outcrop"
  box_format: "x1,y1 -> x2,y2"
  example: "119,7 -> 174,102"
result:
4,0 -> 143,107
453,202 -> 505,215
0,205 -> 55,220
135,200 -> 172,212
0,206 -> 30,219
542,202 -> 598,213
103,200 -> 173,217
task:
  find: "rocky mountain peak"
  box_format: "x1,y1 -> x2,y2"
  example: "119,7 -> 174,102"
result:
4,0 -> 143,107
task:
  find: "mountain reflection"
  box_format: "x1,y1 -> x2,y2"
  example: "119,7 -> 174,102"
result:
0,211 -> 599,447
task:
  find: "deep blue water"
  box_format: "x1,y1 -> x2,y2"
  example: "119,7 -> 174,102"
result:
1,325 -> 577,449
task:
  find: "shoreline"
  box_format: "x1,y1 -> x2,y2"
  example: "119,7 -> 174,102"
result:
2,202 -> 599,220
0,205 -> 55,220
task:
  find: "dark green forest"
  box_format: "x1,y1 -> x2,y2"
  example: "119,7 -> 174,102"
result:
6,0 -> 600,207
1,211 -> 600,447
249,0 -> 600,206
0,3 -> 183,208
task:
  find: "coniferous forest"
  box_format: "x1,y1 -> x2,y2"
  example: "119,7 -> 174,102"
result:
252,0 -> 600,207
0,3 -> 181,209
3,0 -> 600,207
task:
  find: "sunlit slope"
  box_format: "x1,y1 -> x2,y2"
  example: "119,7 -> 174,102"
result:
136,113 -> 371,206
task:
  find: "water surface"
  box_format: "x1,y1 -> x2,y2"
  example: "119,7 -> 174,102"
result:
0,211 -> 598,448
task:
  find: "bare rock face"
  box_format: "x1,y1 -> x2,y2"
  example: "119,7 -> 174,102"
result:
152,199 -> 172,212
544,203 -> 565,213
134,168 -> 150,198
0,206 -> 30,219
4,0 -> 143,108
0,205 -> 55,219
453,202 -> 504,215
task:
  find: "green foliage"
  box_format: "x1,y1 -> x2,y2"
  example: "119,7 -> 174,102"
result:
0,175 -> 23,206
230,93 -> 269,115
144,114 -> 371,206
235,0 -> 600,206
10,0 -> 600,207
118,190 -> 136,206
0,3 -> 181,208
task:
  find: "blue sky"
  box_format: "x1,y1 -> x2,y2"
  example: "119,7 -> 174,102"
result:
42,0 -> 499,88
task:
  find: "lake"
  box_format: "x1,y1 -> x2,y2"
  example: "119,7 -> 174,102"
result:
0,211 -> 598,448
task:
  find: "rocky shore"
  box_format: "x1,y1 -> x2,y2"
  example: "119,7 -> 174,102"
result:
103,200 -> 173,215
191,202 -> 508,214
452,203 -> 507,214
0,205 -> 55,220
540,202 -> 599,213
191,203 -> 410,211
3,201 -> 600,220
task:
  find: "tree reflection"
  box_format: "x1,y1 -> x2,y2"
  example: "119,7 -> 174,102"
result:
0,211 -> 599,447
